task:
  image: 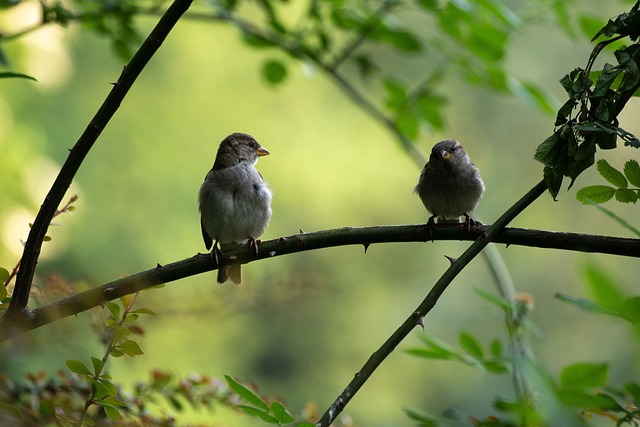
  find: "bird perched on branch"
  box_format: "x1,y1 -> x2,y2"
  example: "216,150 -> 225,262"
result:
415,139 -> 484,231
199,133 -> 272,284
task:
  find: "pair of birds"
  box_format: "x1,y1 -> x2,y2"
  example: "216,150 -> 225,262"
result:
198,133 -> 485,284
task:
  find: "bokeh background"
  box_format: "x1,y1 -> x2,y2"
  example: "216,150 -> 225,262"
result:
1,0 -> 640,425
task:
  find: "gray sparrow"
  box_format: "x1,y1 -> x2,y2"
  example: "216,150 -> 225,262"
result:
415,139 -> 484,229
199,133 -> 272,284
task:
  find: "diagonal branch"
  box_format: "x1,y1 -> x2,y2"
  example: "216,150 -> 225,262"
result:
2,205 -> 639,341
6,0 -> 193,316
317,180 -> 548,425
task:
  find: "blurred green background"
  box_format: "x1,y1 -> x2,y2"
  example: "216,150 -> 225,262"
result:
1,0 -> 640,425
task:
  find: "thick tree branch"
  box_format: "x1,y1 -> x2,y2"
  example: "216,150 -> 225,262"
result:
1,212 -> 638,341
6,0 -> 193,315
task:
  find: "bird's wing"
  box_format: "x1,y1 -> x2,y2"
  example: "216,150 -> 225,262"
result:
201,216 -> 213,250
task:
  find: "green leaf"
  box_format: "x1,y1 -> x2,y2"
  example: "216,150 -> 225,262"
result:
474,288 -> 512,312
90,356 -> 103,375
404,407 -> 438,426
560,363 -> 608,391
383,78 -> 407,111
130,307 -> 156,316
576,185 -> 615,204
557,390 -> 621,410
100,403 -> 122,421
624,159 -> 640,186
105,301 -> 120,319
614,188 -> 638,203
238,405 -> 278,423
0,267 -> 9,283
66,359 -> 92,376
489,339 -> 503,358
90,379 -> 112,399
117,339 -> 143,356
225,375 -> 269,410
262,59 -> 287,85
270,401 -> 294,424
0,72 -> 37,81
596,159 -> 627,187
373,28 -> 422,52
396,112 -> 419,139
459,332 -> 483,359
555,293 -> 619,317
481,360 -> 509,374
584,264 -> 627,313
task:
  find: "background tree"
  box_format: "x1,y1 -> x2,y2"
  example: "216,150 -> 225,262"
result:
1,0 -> 640,425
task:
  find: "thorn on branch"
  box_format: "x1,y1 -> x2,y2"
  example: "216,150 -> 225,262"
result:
416,315 -> 425,331
363,243 -> 370,254
444,255 -> 457,265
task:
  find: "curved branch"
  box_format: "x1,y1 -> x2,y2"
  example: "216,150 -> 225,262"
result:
2,209 -> 639,341
6,0 -> 193,315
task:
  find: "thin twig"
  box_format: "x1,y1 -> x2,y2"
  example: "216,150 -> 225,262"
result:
6,0 -> 193,316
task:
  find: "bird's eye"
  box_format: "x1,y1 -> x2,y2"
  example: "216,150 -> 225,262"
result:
248,141 -> 255,148
450,146 -> 457,152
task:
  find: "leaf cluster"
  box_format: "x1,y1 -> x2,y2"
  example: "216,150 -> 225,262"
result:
535,3 -> 640,199
577,159 -> 640,204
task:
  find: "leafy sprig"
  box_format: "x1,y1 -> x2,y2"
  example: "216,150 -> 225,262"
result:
577,159 -> 640,204
535,2 -> 640,199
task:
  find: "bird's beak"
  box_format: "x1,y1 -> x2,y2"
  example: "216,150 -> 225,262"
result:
441,150 -> 452,160
256,146 -> 270,157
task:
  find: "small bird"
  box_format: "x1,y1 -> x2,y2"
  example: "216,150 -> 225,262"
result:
415,139 -> 485,230
198,133 -> 272,284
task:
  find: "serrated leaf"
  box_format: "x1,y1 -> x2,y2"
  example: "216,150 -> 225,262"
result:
238,405 -> 278,423
576,185 -> 615,204
270,401 -> 294,423
615,188 -> 638,203
624,159 -> 640,186
597,159 -> 627,187
459,332 -> 484,359
225,375 -> 269,410
117,339 -> 143,356
66,360 -> 92,376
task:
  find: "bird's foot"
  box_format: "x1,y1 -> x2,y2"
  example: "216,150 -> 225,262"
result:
210,241 -> 222,266
426,215 -> 437,241
248,238 -> 261,258
463,215 -> 483,232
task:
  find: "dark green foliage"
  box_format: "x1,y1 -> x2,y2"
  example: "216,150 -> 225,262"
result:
535,5 -> 640,198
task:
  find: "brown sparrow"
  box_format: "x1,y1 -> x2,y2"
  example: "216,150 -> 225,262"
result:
198,133 -> 272,284
415,139 -> 484,229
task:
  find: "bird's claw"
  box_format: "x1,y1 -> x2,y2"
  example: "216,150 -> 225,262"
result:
248,238 -> 261,258
426,215 -> 437,241
210,241 -> 222,266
